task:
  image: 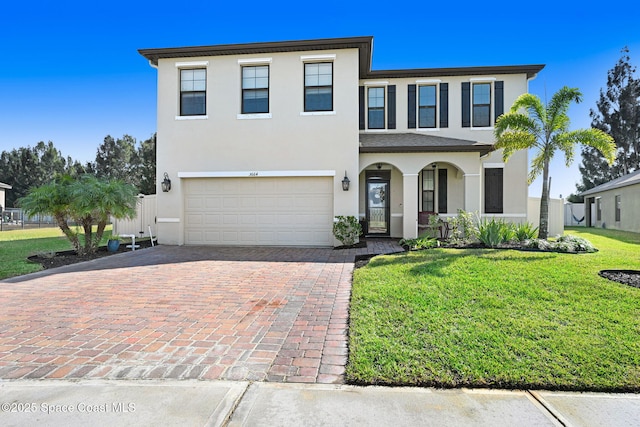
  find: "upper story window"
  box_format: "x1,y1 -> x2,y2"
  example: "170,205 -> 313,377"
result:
473,83 -> 491,127
462,80 -> 503,128
419,85 -> 437,128
180,68 -> 206,116
304,62 -> 333,112
367,87 -> 385,129
242,65 -> 269,114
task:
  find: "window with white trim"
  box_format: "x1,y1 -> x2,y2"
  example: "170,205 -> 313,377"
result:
367,87 -> 385,129
304,62 -> 333,112
472,82 -> 491,127
242,65 -> 269,114
418,85 -> 437,128
180,69 -> 206,116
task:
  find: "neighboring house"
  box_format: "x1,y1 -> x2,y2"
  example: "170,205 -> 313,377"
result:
581,169 -> 640,233
139,36 -> 544,246
0,182 -> 11,212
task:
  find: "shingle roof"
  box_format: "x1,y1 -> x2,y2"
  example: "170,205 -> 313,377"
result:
580,169 -> 640,196
359,133 -> 494,155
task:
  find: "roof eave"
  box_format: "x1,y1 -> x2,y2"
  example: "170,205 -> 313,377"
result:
139,36 -> 374,68
365,64 -> 546,80
359,145 -> 495,155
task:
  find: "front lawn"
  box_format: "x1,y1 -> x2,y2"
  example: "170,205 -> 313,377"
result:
0,226 -> 114,280
347,228 -> 640,391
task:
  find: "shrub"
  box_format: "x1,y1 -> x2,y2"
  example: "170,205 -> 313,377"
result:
448,209 -> 478,243
524,236 -> 597,253
333,215 -> 362,246
477,218 -> 507,248
399,235 -> 440,251
514,222 -> 539,241
554,235 -> 598,253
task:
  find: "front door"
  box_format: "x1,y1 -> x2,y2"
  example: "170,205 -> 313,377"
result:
366,171 -> 390,235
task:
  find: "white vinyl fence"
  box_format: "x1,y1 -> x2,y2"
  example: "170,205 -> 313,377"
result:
112,194 -> 157,239
528,197 -> 564,237
564,203 -> 585,227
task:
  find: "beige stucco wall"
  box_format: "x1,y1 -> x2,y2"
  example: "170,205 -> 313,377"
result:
155,48 -> 361,244
0,188 -> 5,210
588,185 -> 640,233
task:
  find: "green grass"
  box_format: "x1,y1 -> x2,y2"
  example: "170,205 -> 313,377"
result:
347,227 -> 640,391
0,226 -> 114,280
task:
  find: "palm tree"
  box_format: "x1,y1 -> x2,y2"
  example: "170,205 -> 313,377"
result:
19,175 -> 138,255
495,86 -> 615,239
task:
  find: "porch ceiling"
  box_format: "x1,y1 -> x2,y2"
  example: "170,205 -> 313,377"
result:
359,133 -> 494,155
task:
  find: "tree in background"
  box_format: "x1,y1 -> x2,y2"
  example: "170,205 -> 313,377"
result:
138,133 -> 157,195
19,175 -> 138,255
93,134 -> 140,185
495,87 -> 615,239
91,134 -> 157,194
0,141 -> 82,207
577,47 -> 640,192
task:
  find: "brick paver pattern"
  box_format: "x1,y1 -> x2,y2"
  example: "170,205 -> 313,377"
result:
0,240 -> 402,383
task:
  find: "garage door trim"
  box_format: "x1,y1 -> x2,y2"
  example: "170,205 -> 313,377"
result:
178,170 -> 336,178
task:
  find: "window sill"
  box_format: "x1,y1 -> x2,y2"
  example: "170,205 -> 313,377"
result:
470,126 -> 494,131
175,115 -> 208,121
300,111 -> 336,116
364,129 -> 387,132
416,128 -> 441,132
237,113 -> 272,120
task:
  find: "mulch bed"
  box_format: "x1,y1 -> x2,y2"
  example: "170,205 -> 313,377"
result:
28,239 -> 155,270
598,270 -> 640,288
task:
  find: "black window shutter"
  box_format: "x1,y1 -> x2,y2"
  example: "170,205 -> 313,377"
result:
461,82 -> 470,127
494,81 -> 504,122
439,83 -> 448,128
484,168 -> 504,214
438,168 -> 448,213
387,85 -> 396,129
358,86 -> 365,130
407,84 -> 416,128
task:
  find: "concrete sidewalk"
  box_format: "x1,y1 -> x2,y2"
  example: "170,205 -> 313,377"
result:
1,380 -> 638,426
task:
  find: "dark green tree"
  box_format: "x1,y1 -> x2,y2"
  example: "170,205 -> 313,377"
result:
138,133 -> 157,195
577,47 -> 640,192
93,134 -> 140,187
0,141 -> 69,207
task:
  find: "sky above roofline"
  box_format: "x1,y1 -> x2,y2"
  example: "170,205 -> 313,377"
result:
1,0 -> 639,199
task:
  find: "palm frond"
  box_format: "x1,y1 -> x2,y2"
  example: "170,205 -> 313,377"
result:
510,93 -> 546,123
558,128 -> 616,164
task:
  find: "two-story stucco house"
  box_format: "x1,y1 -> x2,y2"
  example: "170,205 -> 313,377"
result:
138,36 -> 544,246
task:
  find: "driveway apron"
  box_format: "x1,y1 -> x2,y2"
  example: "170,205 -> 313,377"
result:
0,242 -> 402,383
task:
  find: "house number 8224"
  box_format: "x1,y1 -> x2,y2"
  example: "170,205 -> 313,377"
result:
249,172 -> 259,176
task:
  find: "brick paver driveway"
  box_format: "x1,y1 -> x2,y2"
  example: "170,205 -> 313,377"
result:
0,241 -> 401,383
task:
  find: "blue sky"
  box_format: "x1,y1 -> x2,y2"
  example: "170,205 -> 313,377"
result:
1,0 -> 639,199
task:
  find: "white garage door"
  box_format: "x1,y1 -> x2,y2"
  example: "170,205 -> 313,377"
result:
184,177 -> 334,246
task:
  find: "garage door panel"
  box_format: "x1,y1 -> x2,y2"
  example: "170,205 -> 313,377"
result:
184,177 -> 333,246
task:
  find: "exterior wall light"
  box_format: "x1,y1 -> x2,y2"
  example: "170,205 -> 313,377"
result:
341,171 -> 350,191
161,172 -> 172,192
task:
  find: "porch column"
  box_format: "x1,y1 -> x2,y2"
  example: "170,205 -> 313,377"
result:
464,173 -> 481,214
403,173 -> 419,239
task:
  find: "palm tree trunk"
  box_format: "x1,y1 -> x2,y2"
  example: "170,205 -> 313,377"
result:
539,159 -> 550,239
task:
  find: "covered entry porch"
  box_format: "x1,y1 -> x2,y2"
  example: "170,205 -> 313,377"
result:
358,133 -> 494,239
